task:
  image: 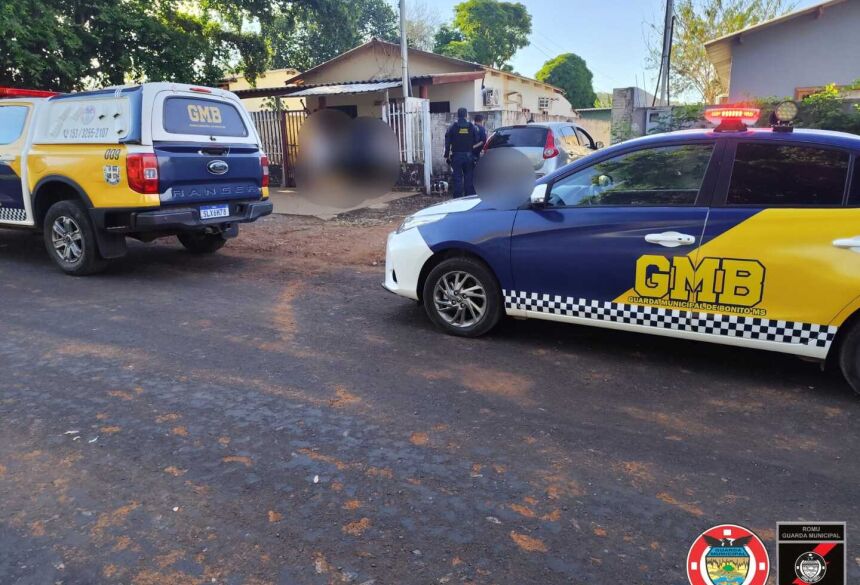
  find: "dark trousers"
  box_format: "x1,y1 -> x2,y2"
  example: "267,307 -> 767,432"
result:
450,152 -> 474,198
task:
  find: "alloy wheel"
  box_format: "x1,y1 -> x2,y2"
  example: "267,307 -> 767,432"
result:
432,270 -> 487,328
51,216 -> 84,264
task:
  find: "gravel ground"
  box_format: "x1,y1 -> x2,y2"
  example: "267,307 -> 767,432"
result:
0,194 -> 858,585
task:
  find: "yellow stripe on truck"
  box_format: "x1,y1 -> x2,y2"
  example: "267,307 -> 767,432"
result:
28,144 -> 160,209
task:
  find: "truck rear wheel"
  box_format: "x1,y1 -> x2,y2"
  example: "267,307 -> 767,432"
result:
43,200 -> 108,276
838,320 -> 860,396
178,232 -> 227,254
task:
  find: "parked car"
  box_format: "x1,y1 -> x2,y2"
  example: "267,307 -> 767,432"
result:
383,104 -> 860,395
0,83 -> 272,275
483,122 -> 603,177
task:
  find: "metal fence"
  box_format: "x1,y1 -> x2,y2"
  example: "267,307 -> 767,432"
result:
382,97 -> 431,193
249,109 -> 306,188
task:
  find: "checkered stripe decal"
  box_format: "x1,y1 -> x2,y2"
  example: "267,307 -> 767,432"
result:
504,290 -> 836,349
0,207 -> 27,222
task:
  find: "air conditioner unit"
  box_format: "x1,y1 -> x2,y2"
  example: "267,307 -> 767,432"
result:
645,107 -> 672,133
483,88 -> 500,107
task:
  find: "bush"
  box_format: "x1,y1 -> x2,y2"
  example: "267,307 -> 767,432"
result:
755,84 -> 860,135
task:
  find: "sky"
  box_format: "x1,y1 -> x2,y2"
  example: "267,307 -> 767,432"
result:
411,0 -> 822,96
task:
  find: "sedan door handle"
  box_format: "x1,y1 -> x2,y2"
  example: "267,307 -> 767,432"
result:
833,236 -> 860,252
644,231 -> 696,248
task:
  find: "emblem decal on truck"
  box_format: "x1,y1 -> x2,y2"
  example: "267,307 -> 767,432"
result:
207,160 -> 229,175
103,165 -> 121,185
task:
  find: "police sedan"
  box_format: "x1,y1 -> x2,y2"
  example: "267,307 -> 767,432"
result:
383,104 -> 860,395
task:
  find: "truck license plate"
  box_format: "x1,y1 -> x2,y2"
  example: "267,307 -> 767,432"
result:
200,204 -> 229,220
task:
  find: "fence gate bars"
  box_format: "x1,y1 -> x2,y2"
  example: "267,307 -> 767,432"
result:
382,97 -> 432,194
249,109 -> 307,188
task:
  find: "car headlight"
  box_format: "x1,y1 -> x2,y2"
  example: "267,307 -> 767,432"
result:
397,213 -> 445,234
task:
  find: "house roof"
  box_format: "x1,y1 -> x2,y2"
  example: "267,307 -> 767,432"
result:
286,80 -> 403,97
282,38 -> 565,95
231,71 -> 487,99
704,0 -> 848,88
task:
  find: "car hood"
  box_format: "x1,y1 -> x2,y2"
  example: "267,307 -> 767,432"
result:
411,196 -> 483,217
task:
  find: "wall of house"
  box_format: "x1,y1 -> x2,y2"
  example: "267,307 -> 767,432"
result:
226,69 -> 304,112
728,0 -> 860,100
482,70 -> 574,118
425,80 -> 482,112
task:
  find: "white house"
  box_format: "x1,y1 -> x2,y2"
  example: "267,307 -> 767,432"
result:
270,38 -> 574,123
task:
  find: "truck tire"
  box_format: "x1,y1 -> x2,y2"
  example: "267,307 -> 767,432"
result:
178,232 -> 227,254
422,256 -> 502,337
43,200 -> 108,276
838,319 -> 860,396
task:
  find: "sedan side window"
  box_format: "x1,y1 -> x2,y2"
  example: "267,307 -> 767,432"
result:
0,106 -> 29,145
547,144 -> 714,207
727,143 -> 848,206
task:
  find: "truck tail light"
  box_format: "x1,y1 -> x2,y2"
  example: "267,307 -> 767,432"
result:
261,155 -> 270,188
543,130 -> 559,159
482,132 -> 494,153
126,153 -> 160,194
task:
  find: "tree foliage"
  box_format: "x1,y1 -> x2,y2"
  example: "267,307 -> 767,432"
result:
535,53 -> 597,109
651,0 -> 793,103
433,0 -> 531,68
264,0 -> 398,72
0,0 -> 282,91
404,1 -> 443,51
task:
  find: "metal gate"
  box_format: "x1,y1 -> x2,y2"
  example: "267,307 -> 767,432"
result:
250,109 -> 306,188
382,97 -> 431,193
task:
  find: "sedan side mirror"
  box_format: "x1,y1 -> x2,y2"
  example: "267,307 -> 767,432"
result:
530,183 -> 548,206
594,141 -> 605,149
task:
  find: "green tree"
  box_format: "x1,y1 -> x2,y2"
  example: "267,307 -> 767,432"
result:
433,0 -> 531,68
535,53 -> 597,109
0,0 -> 274,91
650,0 -> 793,103
264,0 -> 398,72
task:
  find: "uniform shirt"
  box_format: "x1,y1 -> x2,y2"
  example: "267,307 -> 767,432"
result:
472,124 -> 487,157
445,119 -> 479,156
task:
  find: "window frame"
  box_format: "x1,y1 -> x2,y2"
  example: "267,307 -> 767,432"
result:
711,138 -> 852,209
0,104 -> 32,146
575,127 -> 595,149
543,138 -> 723,209
847,154 -> 860,207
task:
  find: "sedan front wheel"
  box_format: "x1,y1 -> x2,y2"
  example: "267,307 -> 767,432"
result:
422,257 -> 502,337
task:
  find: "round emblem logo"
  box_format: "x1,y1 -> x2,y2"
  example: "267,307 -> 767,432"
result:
794,551 -> 826,584
686,524 -> 769,585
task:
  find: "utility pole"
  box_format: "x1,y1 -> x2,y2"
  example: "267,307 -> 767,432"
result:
399,0 -> 410,99
654,0 -> 674,106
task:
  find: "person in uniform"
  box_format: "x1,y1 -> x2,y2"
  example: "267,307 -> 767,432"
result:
444,107 -> 480,198
466,114 -> 488,196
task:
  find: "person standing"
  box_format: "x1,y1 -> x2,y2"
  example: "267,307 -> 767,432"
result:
466,114 -> 488,196
444,107 -> 479,198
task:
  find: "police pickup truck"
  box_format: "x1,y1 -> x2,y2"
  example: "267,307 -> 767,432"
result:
0,83 -> 272,275
384,103 -> 860,394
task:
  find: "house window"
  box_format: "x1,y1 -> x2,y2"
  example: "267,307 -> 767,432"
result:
327,105 -> 358,118
538,96 -> 551,110
429,101 -> 450,114
795,87 -> 824,100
